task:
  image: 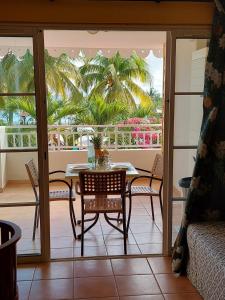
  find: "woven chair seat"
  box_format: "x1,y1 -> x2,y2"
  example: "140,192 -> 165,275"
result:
84,197 -> 122,213
131,185 -> 159,196
49,190 -> 75,201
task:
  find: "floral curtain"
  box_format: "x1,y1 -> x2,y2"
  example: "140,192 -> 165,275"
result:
172,0 -> 225,274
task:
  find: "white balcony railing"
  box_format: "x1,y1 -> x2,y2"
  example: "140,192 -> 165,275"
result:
1,124 -> 162,151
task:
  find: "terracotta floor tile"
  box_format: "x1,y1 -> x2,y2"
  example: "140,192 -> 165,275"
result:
51,236 -> 74,249
129,223 -> 161,234
101,225 -> 126,235
104,234 -> 136,246
77,297 -> 118,300
74,259 -> 113,277
120,296 -> 164,300
17,280 -> 32,300
115,275 -> 161,296
74,245 -> 107,257
139,243 -> 162,255
74,276 -> 118,298
111,258 -> 152,275
82,226 -> 103,236
163,293 -> 203,300
17,238 -> 40,252
148,257 -> 172,274
155,274 -> 197,294
131,208 -> 149,216
129,216 -> 153,224
29,279 -> 73,300
74,235 -> 105,247
51,247 -> 74,259
133,232 -> 162,244
2,183 -> 169,258
34,261 -> 73,280
17,264 -> 36,281
106,244 -> 141,255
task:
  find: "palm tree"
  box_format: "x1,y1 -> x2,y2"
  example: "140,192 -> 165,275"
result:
0,50 -> 85,124
148,87 -> 162,111
5,93 -> 84,125
0,50 -> 154,126
74,95 -> 128,125
44,51 -> 84,103
80,51 -> 153,108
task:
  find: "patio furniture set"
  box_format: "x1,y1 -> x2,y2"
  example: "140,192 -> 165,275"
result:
25,154 -> 163,256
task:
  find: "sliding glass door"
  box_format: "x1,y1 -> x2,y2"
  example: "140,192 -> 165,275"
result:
164,30 -> 210,252
0,30 -> 49,261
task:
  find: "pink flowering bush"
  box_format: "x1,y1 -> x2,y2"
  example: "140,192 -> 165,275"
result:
118,117 -> 161,147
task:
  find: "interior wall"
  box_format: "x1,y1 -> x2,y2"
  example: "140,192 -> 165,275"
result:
0,1 -> 214,26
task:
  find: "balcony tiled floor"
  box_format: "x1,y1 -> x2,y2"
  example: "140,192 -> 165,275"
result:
0,182 -> 183,258
17,257 -> 202,300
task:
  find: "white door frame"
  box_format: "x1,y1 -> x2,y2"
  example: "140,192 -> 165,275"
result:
0,28 -> 50,263
163,29 -> 211,255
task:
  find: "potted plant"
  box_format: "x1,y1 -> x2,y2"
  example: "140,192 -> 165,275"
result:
91,135 -> 109,169
91,135 -> 102,156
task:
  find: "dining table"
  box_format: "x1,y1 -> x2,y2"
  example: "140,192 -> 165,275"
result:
65,161 -> 139,182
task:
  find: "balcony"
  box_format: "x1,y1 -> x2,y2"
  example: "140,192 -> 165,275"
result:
0,124 -> 183,258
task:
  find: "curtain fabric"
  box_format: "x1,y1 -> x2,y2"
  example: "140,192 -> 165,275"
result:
172,0 -> 225,274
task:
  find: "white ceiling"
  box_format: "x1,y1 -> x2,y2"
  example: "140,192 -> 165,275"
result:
44,30 -> 166,50
0,31 -> 166,58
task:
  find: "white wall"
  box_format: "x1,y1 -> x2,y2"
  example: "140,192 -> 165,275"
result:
4,149 -> 161,182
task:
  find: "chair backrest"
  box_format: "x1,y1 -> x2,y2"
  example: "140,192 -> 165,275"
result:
151,153 -> 163,179
25,159 -> 39,187
25,159 -> 39,202
79,170 -> 126,196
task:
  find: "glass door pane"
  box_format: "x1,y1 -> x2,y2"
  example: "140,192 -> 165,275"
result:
0,36 -> 41,256
175,39 -> 208,93
171,37 -> 209,249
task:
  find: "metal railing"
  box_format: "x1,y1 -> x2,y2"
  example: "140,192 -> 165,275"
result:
0,124 -> 162,150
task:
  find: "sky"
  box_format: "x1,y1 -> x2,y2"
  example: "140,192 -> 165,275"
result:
146,51 -> 163,96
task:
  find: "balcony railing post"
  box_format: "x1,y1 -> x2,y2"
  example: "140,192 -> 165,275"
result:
2,124 -> 162,150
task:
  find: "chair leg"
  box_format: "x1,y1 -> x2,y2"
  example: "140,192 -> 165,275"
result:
159,195 -> 163,218
77,214 -> 99,239
126,193 -> 132,235
71,203 -> 77,226
70,180 -> 76,226
122,199 -> 127,255
106,213 -> 122,223
81,211 -> 84,256
150,196 -> 155,221
36,206 -> 40,228
32,205 -> 38,241
104,213 -> 123,234
77,214 -> 97,225
69,201 -> 76,239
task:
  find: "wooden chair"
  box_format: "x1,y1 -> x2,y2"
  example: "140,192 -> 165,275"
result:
25,159 -> 76,240
127,153 -> 163,232
77,170 -> 127,256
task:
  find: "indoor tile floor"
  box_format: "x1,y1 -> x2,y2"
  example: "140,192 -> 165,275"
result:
17,257 -> 202,300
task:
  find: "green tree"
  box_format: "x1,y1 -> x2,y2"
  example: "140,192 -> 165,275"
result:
0,50 -> 84,124
75,95 -> 128,125
148,87 -> 162,111
80,51 -> 153,108
5,94 -> 84,125
45,51 -> 83,102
